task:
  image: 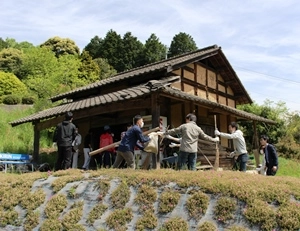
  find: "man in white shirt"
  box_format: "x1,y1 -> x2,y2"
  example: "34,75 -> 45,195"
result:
215,122 -> 248,172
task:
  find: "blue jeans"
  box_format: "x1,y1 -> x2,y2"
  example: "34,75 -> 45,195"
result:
178,151 -> 197,171
237,153 -> 248,172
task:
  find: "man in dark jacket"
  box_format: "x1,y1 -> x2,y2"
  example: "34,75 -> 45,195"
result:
113,115 -> 150,169
53,111 -> 76,170
260,135 -> 278,176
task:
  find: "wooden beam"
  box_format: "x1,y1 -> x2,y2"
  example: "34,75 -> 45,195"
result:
36,98 -> 151,131
151,92 -> 160,169
253,121 -> 260,167
33,122 -> 40,162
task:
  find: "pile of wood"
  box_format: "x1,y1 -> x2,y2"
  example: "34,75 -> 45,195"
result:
197,139 -> 234,169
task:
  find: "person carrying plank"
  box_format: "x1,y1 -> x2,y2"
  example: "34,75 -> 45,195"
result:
113,115 -> 150,169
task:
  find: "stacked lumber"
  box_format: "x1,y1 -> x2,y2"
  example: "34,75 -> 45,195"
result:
197,139 -> 234,169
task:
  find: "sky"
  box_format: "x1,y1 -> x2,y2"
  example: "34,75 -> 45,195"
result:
1,0 -> 300,112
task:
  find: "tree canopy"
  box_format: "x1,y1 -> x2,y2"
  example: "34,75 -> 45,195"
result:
168,32 -> 198,57
143,33 -> 167,64
40,36 -> 80,57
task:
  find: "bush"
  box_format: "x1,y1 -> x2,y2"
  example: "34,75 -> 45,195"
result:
0,71 -> 27,96
197,221 -> 217,231
186,191 -> 209,220
21,95 -> 36,104
159,217 -> 188,231
214,197 -> 237,223
2,94 -> 21,104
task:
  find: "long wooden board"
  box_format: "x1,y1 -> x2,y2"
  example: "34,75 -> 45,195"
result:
89,127 -> 160,156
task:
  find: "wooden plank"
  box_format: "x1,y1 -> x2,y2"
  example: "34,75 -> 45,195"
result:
89,127 -> 160,156
196,165 -> 213,170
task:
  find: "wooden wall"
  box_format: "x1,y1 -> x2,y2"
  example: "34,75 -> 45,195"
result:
171,63 -> 236,108
169,62 -> 240,151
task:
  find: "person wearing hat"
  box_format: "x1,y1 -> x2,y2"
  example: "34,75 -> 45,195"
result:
99,125 -> 115,168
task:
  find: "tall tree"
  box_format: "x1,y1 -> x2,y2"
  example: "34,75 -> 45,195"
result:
21,47 -> 61,98
93,58 -> 117,80
83,36 -> 103,59
97,30 -> 123,72
40,36 -> 80,57
143,33 -> 167,64
121,32 -> 144,70
78,51 -> 100,83
168,32 -> 198,58
0,38 -> 8,51
237,100 -> 287,148
0,48 -> 23,78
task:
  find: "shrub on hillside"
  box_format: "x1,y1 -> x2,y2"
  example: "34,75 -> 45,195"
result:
21,95 -> 36,104
0,71 -> 27,96
2,94 -> 21,105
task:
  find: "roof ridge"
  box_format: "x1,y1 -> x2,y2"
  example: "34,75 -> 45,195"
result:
50,45 -> 220,101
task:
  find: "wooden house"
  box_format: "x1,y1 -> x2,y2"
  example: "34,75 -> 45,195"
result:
10,45 -> 275,168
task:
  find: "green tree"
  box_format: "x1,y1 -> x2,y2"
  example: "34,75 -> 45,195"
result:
121,32 -> 144,70
40,36 -> 80,57
142,33 -> 167,64
0,38 -> 8,51
56,54 -> 83,90
0,71 -> 27,96
20,47 -> 58,80
168,32 -> 198,58
78,51 -> 100,83
83,36 -> 103,59
3,38 -> 34,50
21,47 -> 66,99
0,48 -> 23,77
237,100 -> 287,148
97,30 -> 123,72
93,58 -> 117,80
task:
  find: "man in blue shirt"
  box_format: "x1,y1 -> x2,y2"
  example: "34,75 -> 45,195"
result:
113,115 -> 150,169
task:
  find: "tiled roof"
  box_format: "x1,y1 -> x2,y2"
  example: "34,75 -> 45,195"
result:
161,87 -> 275,124
10,79 -> 275,127
50,45 -> 224,102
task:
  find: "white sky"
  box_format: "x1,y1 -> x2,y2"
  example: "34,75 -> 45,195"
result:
1,0 -> 300,112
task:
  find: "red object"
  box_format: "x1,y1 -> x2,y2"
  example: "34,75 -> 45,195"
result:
99,133 -> 114,152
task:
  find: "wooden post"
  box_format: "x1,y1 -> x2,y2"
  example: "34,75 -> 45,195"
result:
213,115 -> 219,169
33,122 -> 40,163
253,121 -> 260,167
151,92 -> 160,169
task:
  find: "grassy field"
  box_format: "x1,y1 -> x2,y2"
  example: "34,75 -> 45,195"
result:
0,106 -> 52,154
276,157 -> 300,177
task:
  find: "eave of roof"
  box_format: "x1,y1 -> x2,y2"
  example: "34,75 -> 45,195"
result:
10,81 -> 275,127
50,45 -> 223,102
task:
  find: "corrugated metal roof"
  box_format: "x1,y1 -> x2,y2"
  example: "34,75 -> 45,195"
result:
10,79 -> 275,126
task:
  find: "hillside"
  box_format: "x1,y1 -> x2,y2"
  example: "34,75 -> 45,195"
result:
1,169 -> 300,231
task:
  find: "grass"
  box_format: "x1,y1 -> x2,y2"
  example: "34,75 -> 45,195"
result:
277,157 -> 300,177
1,169 -> 300,230
0,106 -> 52,154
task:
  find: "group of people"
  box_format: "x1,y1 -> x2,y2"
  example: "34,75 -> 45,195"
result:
53,111 -> 278,176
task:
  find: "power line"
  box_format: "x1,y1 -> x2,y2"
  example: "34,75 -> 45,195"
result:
250,90 -> 300,105
235,66 -> 300,85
